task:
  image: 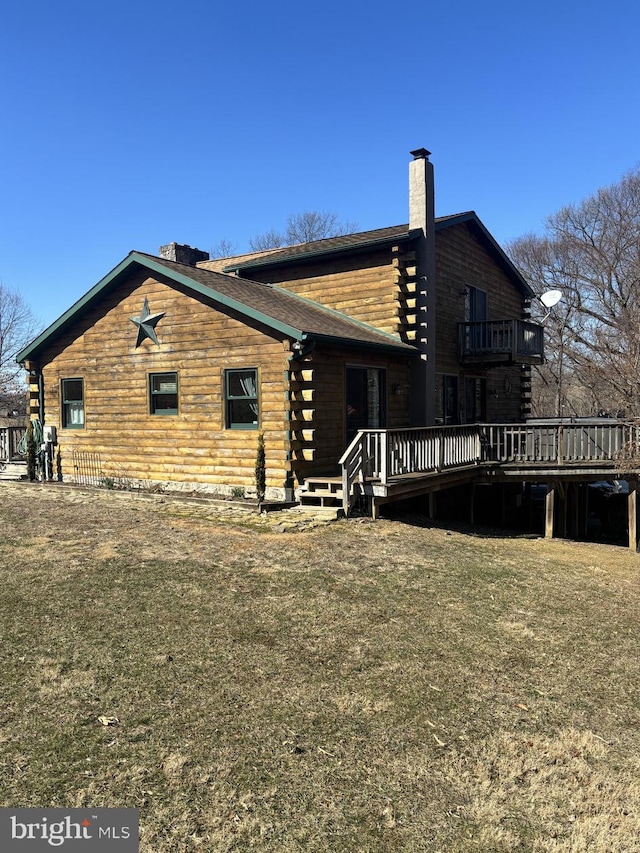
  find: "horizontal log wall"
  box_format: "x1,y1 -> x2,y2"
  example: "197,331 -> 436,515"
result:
242,250 -> 402,338
435,223 -> 525,422
37,271 -> 291,495
288,345 -> 412,480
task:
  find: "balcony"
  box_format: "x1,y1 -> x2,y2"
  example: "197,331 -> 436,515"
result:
458,319 -> 544,365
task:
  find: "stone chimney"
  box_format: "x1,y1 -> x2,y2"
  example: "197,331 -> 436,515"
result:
159,242 -> 210,266
408,148 -> 437,426
409,147 -> 435,233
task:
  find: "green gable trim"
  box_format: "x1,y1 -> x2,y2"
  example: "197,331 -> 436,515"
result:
16,253 -> 140,363
16,251 -> 414,364
269,282 -> 413,351
133,254 -> 305,341
222,212 -> 534,300
15,252 -> 306,364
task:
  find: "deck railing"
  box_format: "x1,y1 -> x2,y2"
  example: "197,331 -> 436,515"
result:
459,319 -> 544,361
339,425 -> 482,513
339,421 -> 640,514
0,426 -> 27,461
482,421 -> 640,465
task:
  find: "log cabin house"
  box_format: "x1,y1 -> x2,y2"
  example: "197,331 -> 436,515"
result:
16,149 -> 542,504
19,148 -> 640,548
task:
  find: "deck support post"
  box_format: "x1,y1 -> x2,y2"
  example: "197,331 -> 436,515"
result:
545,486 -> 555,539
470,483 -> 475,524
428,491 -> 436,519
371,496 -> 381,521
628,478 -> 637,552
581,484 -> 589,538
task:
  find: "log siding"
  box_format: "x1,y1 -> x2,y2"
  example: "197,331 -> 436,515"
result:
36,273 -> 292,497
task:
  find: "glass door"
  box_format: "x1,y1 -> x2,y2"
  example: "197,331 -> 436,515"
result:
346,367 -> 386,443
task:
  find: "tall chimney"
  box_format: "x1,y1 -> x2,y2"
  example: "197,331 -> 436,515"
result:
159,242 -> 210,266
408,148 -> 437,426
409,147 -> 434,233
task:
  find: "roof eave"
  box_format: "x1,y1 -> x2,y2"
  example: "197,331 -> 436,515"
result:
310,333 -> 417,355
222,229 -> 420,273
16,252 -> 307,364
435,212 -> 535,299
16,252 -> 141,363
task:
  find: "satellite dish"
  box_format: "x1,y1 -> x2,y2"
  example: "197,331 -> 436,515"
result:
540,289 -> 562,309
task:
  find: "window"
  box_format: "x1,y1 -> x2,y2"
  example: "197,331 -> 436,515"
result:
464,286 -> 487,322
346,367 -> 387,442
225,368 -> 258,429
435,374 -> 458,425
464,286 -> 488,353
464,377 -> 487,423
149,372 -> 178,415
61,378 -> 84,428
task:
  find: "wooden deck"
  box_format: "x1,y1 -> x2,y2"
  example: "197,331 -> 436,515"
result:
335,421 -> 640,549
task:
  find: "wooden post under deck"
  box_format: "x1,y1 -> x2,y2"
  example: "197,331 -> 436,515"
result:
371,496 -> 381,521
628,478 -> 637,552
545,486 -> 555,539
428,491 -> 436,519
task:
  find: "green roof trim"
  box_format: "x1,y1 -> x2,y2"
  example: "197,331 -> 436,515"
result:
222,227 -> 419,273
269,282 -> 408,349
132,254 -> 305,341
15,252 -> 306,363
16,251 -> 415,364
16,253 -> 139,363
221,212 -> 534,300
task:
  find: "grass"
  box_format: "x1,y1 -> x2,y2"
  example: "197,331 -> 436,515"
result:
1,483 -> 639,851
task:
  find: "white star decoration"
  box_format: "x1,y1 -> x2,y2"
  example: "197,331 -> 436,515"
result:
130,297 -> 165,347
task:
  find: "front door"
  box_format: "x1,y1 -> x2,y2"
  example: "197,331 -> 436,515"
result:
346,367 -> 386,443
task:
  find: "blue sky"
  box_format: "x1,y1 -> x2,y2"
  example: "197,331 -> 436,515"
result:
2,0 -> 639,330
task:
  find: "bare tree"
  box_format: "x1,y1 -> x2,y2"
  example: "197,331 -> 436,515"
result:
249,211 -> 358,251
0,283 -> 39,412
249,228 -> 287,252
509,167 -> 640,417
210,238 -> 237,259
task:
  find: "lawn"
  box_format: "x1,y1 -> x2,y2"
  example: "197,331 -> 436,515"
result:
1,483 -> 639,851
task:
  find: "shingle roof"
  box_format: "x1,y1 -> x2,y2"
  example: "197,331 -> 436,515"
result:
17,251 -> 416,363
207,218 -> 478,273
212,224 -> 418,272
208,212 -> 533,298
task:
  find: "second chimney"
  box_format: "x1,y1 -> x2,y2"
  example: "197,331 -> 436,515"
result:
159,242 -> 210,266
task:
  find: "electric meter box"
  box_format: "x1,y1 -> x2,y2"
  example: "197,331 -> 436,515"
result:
43,425 -> 58,444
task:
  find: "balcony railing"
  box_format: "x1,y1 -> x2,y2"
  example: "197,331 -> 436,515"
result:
459,319 -> 544,363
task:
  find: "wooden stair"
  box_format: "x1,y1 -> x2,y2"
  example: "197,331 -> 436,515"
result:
297,476 -> 345,515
